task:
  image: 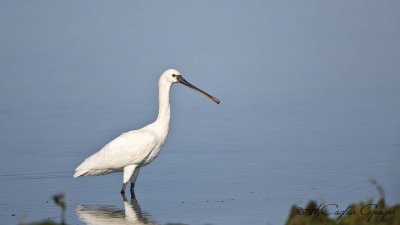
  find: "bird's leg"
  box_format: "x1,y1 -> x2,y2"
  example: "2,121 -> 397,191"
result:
121,190 -> 128,202
130,183 -> 136,198
122,165 -> 136,195
129,167 -> 140,198
120,182 -> 127,194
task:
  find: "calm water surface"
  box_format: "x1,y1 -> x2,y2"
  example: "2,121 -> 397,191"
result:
1,1 -> 399,225
0,73 -> 399,225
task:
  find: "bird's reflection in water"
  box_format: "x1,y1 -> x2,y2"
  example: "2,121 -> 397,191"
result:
76,196 -> 159,225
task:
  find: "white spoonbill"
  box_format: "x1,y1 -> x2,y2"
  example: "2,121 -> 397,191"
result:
73,69 -> 220,197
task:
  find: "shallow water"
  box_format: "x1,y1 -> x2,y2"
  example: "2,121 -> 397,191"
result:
0,78 -> 399,225
1,1 -> 400,225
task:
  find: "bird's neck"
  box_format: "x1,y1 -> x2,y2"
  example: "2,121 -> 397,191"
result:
155,80 -> 171,127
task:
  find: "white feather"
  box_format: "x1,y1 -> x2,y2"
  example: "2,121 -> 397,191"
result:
73,69 -> 219,193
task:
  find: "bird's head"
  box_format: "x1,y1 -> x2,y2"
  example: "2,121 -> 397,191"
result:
160,69 -> 220,104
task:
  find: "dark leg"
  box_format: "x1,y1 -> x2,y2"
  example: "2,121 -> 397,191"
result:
121,192 -> 127,202
120,182 -> 127,194
130,182 -> 136,198
129,167 -> 140,198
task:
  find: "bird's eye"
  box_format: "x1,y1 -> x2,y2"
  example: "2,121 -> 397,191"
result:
172,74 -> 176,77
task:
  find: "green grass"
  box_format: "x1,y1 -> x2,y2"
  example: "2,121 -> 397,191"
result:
285,179 -> 400,225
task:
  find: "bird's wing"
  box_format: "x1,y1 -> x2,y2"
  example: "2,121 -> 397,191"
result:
74,130 -> 157,176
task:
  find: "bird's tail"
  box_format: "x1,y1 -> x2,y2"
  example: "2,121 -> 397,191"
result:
73,164 -> 89,178
73,169 -> 85,178
74,158 -> 92,178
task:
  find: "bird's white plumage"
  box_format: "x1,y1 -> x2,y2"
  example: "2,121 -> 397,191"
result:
74,130 -> 157,177
73,68 -> 219,194
74,69 -> 178,183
